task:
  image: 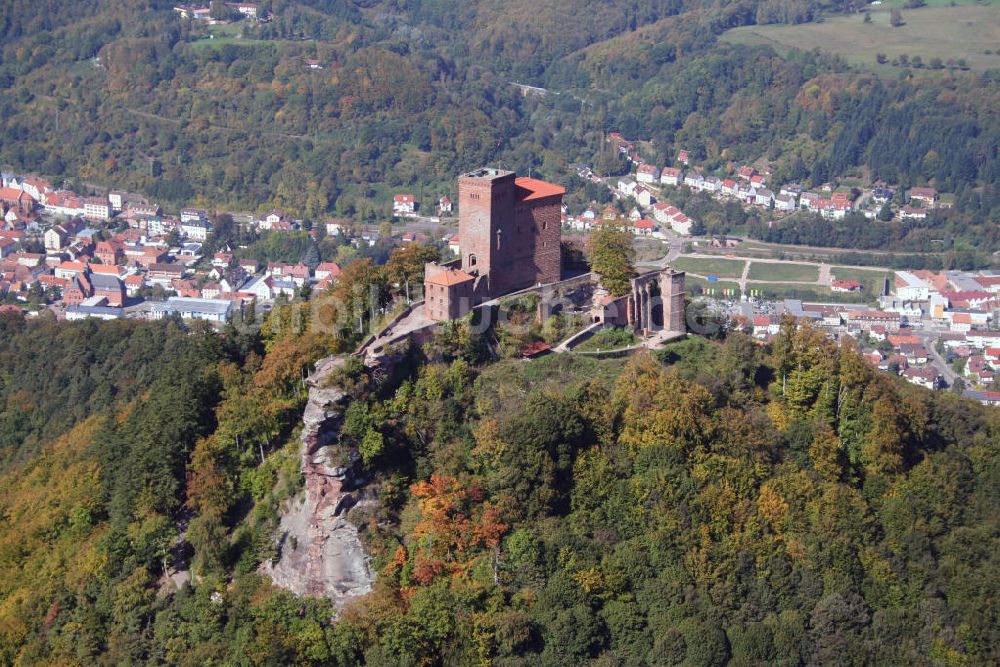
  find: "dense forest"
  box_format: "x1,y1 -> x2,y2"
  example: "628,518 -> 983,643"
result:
0,0 -> 997,251
1,299 -> 999,664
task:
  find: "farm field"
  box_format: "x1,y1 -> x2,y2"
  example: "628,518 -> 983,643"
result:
747,262 -> 820,282
670,256 -> 746,278
721,4 -> 1000,74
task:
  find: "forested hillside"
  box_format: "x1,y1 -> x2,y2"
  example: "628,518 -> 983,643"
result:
0,0 -> 996,245
2,305 -> 999,665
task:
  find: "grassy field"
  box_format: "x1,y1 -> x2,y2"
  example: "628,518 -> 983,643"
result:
670,256 -> 746,278
747,262 -> 820,282
831,266 -> 894,293
721,4 -> 1000,74
189,24 -> 305,50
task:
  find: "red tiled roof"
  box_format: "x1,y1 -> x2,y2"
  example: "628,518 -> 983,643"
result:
515,177 -> 566,201
425,267 -> 473,287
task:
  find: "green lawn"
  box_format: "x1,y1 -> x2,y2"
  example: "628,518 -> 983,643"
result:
670,256 -> 746,279
721,4 -> 1000,74
831,266 -> 894,293
747,262 -> 820,282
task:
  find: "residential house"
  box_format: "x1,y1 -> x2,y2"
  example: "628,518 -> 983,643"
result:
754,189 -> 775,208
676,150 -> 690,166
899,343 -> 929,365
44,192 -> 84,217
633,186 -> 654,207
128,203 -> 162,218
872,187 -> 894,205
774,193 -> 797,212
900,206 -> 927,221
800,192 -> 822,211
831,280 -> 863,293
736,166 -> 755,181
18,177 -> 52,203
438,196 -> 453,214
683,173 -> 705,191
314,262 -> 341,281
702,177 -> 722,194
617,178 -> 638,197
124,273 -> 145,296
283,263 -> 310,287
83,197 -> 111,221
903,366 -> 939,389
43,225 -> 71,250
848,310 -> 902,332
636,164 -> 660,184
259,210 -> 286,231
94,241 -> 122,266
180,219 -> 211,241
670,214 -> 693,236
721,179 -> 739,198
325,219 -> 347,236
0,187 -> 36,213
908,187 -> 937,206
660,167 -> 682,186
393,194 -> 417,217
633,219 -> 656,236
55,261 -> 88,280
780,184 -> 803,198
180,208 -> 208,224
147,263 -> 185,286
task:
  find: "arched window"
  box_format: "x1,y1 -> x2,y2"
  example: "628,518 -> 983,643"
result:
468,254 -> 477,267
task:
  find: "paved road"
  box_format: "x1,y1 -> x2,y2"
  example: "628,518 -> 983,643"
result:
919,330 -> 959,387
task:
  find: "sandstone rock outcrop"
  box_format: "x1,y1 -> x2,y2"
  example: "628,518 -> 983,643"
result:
261,355 -> 375,608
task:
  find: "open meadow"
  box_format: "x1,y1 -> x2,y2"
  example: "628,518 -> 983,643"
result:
722,3 -> 1000,74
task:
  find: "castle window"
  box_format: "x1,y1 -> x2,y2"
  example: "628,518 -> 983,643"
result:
543,219 -> 548,230
468,254 -> 477,267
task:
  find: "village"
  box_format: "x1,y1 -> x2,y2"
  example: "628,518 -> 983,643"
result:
563,132 -> 952,237
0,170 -> 458,325
717,266 -> 1000,405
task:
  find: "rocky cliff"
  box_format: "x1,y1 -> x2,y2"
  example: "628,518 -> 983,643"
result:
261,356 -> 375,607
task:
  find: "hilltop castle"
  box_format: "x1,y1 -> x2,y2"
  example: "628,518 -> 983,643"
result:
424,168 -> 565,321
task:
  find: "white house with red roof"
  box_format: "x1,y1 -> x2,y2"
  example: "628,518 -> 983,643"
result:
660,167 -> 682,186
393,194 -> 417,217
633,219 -> 656,236
636,164 -> 660,184
831,280 -> 863,293
314,262 -> 341,281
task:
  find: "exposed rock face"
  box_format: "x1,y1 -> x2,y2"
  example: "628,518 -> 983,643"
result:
261,356 -> 375,608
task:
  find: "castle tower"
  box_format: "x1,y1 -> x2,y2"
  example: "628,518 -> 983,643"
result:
659,268 -> 686,332
456,167 -> 564,297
